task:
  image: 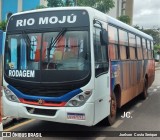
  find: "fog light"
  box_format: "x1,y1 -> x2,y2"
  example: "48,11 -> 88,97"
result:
72,100 -> 78,106
4,87 -> 20,103
79,95 -> 84,100
9,95 -> 17,101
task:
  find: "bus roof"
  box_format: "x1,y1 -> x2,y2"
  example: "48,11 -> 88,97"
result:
10,6 -> 152,40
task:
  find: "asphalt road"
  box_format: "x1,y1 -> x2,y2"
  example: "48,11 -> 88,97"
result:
3,69 -> 160,140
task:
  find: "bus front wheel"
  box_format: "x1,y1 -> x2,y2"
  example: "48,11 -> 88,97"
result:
107,93 -> 117,126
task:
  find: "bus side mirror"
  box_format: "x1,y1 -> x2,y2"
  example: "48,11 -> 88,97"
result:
100,29 -> 108,46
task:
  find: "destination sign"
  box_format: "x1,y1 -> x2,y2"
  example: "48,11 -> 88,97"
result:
7,10 -> 89,31
9,70 -> 35,78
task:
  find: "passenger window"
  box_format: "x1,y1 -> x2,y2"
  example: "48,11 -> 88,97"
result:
147,40 -> 152,59
108,25 -> 119,60
142,38 -> 148,59
108,25 -> 118,44
129,33 -> 136,59
119,29 -> 128,46
136,36 -> 143,60
119,29 -> 129,60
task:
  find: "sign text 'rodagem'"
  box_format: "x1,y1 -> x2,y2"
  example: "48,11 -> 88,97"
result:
9,70 -> 35,78
16,14 -> 77,27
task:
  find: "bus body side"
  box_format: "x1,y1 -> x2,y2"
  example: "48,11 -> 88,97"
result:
106,18 -> 155,108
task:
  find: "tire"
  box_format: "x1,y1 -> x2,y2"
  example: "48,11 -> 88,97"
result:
141,79 -> 148,99
98,93 -> 117,126
107,93 -> 117,126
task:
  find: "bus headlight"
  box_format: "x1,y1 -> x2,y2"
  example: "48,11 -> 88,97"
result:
4,87 -> 20,103
65,90 -> 92,107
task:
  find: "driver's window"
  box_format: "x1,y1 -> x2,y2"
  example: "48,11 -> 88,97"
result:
94,26 -> 108,77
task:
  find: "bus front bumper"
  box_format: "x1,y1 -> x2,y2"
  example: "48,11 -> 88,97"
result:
2,96 -> 94,126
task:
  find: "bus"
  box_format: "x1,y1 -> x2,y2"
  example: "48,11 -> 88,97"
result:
0,30 -> 5,131
2,7 -> 155,126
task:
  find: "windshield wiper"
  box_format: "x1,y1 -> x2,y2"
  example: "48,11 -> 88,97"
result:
47,28 -> 67,67
21,31 -> 32,47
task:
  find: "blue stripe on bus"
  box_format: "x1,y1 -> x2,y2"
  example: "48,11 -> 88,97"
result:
7,85 -> 82,102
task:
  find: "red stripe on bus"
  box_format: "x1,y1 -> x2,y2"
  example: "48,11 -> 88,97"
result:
19,98 -> 66,107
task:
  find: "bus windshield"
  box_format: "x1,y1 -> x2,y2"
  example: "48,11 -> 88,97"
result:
4,29 -> 90,83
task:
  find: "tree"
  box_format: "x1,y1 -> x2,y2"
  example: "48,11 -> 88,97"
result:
36,5 -> 47,9
47,0 -> 64,7
133,26 -> 160,46
0,20 -> 7,31
154,45 -> 160,52
77,0 -> 115,13
143,28 -> 160,45
46,0 -> 115,13
118,15 -> 131,25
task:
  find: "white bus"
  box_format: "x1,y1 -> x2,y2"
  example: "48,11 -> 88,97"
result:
3,7 -> 155,126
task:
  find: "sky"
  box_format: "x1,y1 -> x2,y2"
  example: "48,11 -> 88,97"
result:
133,0 -> 160,29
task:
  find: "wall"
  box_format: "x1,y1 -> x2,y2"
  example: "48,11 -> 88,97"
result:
23,0 -> 40,11
2,0 -> 18,20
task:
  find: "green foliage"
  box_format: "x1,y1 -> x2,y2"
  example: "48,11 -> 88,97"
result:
77,0 -> 115,13
133,25 -> 140,30
118,15 -> 131,24
154,45 -> 160,51
0,20 -> 7,31
133,26 -> 160,46
142,29 -> 160,45
46,0 -> 115,13
36,5 -> 47,9
47,0 -> 64,7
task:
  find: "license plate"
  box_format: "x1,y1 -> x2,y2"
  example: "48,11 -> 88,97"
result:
67,113 -> 85,120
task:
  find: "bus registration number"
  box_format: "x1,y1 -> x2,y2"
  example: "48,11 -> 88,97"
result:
67,113 -> 85,120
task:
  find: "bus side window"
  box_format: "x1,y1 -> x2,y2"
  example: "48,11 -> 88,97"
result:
119,29 -> 129,60
136,36 -> 143,60
142,38 -> 148,59
108,25 -> 119,60
151,41 -> 154,58
94,26 -> 108,77
147,40 -> 151,59
129,33 -> 136,59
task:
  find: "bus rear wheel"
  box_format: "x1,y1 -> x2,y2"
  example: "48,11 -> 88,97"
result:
107,93 -> 117,126
141,79 -> 148,99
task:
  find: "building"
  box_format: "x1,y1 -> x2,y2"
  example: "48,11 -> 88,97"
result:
108,0 -> 134,25
0,0 -> 47,21
0,0 -> 134,24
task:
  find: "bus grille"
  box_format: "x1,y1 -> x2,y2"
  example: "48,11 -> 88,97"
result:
14,86 -> 72,97
26,107 -> 57,116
